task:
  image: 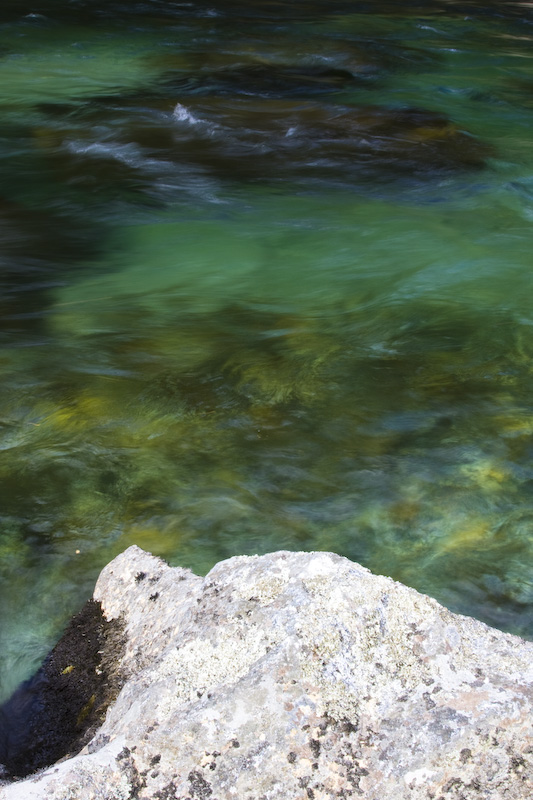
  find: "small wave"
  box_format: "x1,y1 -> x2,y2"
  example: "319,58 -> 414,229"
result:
173,103 -> 201,125
65,140 -> 142,168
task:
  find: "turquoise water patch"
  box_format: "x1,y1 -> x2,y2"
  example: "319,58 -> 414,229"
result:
0,23 -> 172,109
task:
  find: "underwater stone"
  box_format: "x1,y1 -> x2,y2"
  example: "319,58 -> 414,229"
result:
1,546 -> 532,799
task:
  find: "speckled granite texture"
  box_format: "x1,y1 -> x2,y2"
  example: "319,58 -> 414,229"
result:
2,546 -> 532,799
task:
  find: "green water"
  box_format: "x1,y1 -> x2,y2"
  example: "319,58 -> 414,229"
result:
1,0 -> 533,703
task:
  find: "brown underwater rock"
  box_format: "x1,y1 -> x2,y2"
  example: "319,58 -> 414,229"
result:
35,97 -> 491,193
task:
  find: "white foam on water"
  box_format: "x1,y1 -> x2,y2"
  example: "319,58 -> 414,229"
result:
173,103 -> 201,125
65,139 -> 143,168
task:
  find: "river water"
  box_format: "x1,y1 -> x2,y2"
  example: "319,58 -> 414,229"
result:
1,0 -> 533,703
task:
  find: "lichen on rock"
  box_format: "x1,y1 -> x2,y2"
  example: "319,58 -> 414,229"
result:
1,546 -> 532,799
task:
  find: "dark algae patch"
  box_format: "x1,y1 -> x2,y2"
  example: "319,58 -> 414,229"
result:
0,600 -> 125,780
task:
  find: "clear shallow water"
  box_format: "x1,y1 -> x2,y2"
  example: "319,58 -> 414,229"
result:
1,0 -> 533,703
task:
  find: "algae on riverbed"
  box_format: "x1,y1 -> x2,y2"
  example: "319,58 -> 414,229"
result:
1,0 -> 533,706
2,290 -> 533,698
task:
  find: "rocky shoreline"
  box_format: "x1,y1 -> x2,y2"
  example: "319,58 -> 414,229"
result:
1,546 -> 532,799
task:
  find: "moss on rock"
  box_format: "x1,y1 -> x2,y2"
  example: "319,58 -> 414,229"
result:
0,599 -> 125,780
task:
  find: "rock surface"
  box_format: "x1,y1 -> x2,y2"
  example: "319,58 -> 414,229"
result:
2,546 -> 532,799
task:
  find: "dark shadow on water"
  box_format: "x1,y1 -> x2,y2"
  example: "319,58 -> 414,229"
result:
0,197 -> 106,340
0,0 -> 530,27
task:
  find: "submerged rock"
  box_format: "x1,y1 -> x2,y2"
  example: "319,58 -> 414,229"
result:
160,62 -> 372,98
1,546 -> 532,799
36,97 -> 490,199
170,99 -> 490,175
